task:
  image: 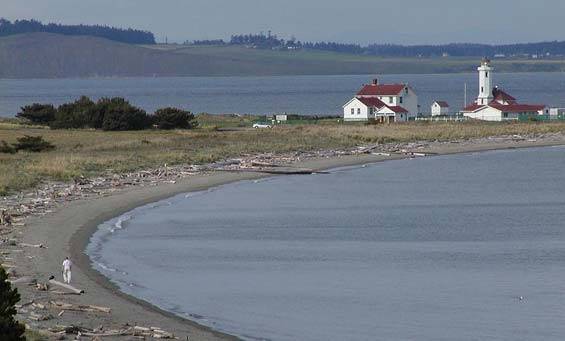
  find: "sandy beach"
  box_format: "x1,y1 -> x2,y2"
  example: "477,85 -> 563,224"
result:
3,133 -> 565,340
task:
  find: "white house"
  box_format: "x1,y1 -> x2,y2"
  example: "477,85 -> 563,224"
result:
343,79 -> 418,122
462,59 -> 549,121
431,101 -> 450,116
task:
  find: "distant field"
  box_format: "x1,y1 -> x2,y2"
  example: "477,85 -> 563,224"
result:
1,33 -> 564,78
2,117 -> 565,194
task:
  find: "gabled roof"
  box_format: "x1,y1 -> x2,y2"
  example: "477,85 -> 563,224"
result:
357,97 -> 386,108
386,106 -> 408,113
434,101 -> 449,108
357,84 -> 406,96
492,88 -> 516,102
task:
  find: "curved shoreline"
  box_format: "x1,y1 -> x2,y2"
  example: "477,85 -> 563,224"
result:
17,138 -> 565,339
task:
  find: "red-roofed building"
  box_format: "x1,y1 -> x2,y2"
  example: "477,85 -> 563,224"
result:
343,78 -> 419,122
462,59 -> 549,121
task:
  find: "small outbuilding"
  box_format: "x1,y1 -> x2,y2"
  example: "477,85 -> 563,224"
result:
431,101 -> 450,116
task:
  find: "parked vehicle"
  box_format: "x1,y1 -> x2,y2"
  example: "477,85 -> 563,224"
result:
253,123 -> 272,128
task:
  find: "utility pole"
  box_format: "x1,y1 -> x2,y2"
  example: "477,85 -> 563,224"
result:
464,82 -> 467,108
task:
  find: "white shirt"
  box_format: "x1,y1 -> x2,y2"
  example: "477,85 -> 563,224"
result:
63,259 -> 72,271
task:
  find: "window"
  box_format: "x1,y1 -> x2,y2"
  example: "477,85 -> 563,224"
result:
405,88 -> 408,94
389,97 -> 393,103
503,112 -> 508,118
351,108 -> 354,115
400,97 -> 403,104
357,108 -> 361,115
481,86 -> 484,93
486,72 -> 488,78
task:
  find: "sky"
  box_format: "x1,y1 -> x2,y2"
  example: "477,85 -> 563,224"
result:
2,0 -> 564,45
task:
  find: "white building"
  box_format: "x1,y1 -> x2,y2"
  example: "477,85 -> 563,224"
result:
462,59 -> 549,121
431,101 -> 450,116
549,108 -> 565,120
343,79 -> 418,122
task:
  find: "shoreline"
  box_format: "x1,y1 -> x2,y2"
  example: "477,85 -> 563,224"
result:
6,135 -> 565,339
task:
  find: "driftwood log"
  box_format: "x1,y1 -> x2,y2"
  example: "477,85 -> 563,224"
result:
48,279 -> 84,294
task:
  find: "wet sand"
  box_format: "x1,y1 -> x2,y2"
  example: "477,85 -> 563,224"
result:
9,135 -> 565,339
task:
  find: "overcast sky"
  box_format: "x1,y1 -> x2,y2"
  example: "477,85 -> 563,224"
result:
2,0 -> 563,45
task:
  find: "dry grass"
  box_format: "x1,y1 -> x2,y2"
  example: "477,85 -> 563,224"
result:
1,121 -> 565,195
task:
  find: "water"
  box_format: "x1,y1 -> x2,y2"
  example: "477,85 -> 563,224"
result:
1,73 -> 564,117
88,146 -> 565,341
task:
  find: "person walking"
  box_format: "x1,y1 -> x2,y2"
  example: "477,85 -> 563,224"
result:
62,257 -> 72,284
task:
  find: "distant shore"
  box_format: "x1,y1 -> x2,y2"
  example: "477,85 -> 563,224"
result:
5,133 -> 565,339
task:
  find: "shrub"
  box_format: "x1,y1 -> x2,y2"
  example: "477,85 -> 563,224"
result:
153,107 -> 198,130
0,266 -> 26,341
51,96 -> 98,129
12,135 -> 55,152
0,141 -> 16,154
15,104 -> 56,125
100,98 -> 151,131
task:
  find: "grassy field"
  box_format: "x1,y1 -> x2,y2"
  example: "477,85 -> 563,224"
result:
2,119 -> 565,195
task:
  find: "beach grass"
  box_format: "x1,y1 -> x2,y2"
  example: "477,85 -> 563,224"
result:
1,120 -> 565,195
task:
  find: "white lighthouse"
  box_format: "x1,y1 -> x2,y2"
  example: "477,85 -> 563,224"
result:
476,58 -> 493,105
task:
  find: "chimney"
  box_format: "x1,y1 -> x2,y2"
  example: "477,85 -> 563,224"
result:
372,78 -> 378,85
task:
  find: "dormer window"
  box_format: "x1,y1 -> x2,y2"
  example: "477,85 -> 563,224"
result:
389,97 -> 393,104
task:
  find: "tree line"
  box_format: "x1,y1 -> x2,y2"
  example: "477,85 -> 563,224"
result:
189,32 -> 565,57
16,97 -> 197,131
0,18 -> 155,45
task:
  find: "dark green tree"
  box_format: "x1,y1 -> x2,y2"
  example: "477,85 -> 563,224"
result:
0,266 -> 26,341
100,98 -> 151,131
15,104 -> 56,125
153,107 -> 198,130
51,96 -> 98,129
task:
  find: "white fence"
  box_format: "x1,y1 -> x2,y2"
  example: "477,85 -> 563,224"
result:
415,115 -> 469,122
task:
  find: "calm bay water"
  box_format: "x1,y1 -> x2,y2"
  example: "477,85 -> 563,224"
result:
88,146 -> 565,341
1,73 -> 564,117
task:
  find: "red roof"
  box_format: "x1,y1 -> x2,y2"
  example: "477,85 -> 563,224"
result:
492,88 -> 516,102
434,101 -> 449,108
463,102 -> 546,113
489,103 -> 546,113
386,106 -> 408,113
356,97 -> 386,108
357,84 -> 406,96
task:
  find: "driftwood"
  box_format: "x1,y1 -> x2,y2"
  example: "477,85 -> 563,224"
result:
251,161 -> 283,167
48,279 -> 84,294
50,301 -> 111,314
19,243 -> 46,248
47,324 -> 176,338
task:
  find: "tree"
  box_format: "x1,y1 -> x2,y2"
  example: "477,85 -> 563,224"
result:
100,98 -> 151,131
51,96 -> 98,129
0,18 -> 155,44
153,107 -> 198,130
0,266 -> 25,341
15,104 -> 56,125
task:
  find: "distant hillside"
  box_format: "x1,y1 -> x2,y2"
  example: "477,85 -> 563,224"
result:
210,32 -> 565,58
1,33 -> 564,79
0,18 -> 155,45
